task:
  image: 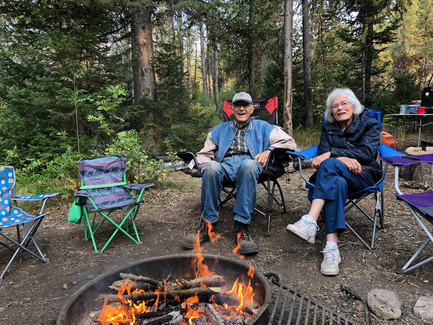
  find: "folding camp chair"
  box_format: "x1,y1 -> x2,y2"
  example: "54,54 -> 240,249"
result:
381,153 -> 433,273
0,166 -> 58,282
178,97 -> 292,237
72,155 -> 154,253
286,110 -> 402,250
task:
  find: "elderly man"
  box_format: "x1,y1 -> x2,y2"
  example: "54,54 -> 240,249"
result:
182,92 -> 297,254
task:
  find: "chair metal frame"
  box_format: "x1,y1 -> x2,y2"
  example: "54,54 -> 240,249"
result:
381,153 -> 433,273
0,166 -> 58,282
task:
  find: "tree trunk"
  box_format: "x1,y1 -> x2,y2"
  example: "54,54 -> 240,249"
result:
248,0 -> 255,98
302,0 -> 313,127
200,24 -> 208,98
213,45 -> 220,112
178,16 -> 184,86
283,0 -> 294,136
194,43 -> 198,85
260,54 -> 266,96
131,6 -> 156,103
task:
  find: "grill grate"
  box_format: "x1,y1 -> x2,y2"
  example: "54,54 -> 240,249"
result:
265,272 -> 367,325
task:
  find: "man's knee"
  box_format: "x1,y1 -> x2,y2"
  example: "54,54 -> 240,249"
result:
238,159 -> 261,177
203,161 -> 222,178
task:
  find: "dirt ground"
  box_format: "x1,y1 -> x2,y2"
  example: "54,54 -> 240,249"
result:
1,137 -> 433,325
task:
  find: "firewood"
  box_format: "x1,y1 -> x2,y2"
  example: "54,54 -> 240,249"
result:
175,275 -> 225,289
119,273 -> 165,289
204,303 -> 227,325
96,287 -> 224,303
109,279 -> 154,291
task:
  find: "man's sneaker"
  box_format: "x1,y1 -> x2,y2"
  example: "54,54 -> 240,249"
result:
286,215 -> 318,244
234,221 -> 258,255
182,221 -> 218,249
320,247 -> 341,276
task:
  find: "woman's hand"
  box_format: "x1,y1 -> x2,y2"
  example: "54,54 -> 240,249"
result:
312,152 -> 331,169
337,157 -> 361,175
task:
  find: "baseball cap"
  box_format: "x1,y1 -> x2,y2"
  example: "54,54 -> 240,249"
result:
232,92 -> 252,104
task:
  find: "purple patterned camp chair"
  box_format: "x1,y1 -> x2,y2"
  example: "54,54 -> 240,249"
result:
73,155 -> 154,253
381,153 -> 433,273
0,166 -> 58,282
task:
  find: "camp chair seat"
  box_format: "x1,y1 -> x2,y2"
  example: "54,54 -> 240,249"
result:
0,166 -> 58,282
72,155 -> 154,253
380,153 -> 433,273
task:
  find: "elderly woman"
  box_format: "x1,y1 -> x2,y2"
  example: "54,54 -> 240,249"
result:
286,88 -> 381,276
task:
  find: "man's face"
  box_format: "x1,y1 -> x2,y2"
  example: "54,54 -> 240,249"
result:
232,101 -> 254,126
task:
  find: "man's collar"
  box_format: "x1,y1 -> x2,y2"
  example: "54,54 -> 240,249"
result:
231,118 -> 252,131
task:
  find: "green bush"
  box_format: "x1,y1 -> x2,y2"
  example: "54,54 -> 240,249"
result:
105,130 -> 166,184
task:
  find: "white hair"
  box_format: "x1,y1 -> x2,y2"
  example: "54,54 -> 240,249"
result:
325,88 -> 364,124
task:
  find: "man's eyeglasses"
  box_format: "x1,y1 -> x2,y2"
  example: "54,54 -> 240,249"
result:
233,102 -> 252,108
332,101 -> 349,110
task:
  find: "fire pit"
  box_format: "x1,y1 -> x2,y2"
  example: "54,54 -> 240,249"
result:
56,254 -> 272,325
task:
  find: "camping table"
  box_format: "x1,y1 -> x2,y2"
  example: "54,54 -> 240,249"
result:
385,114 -> 433,149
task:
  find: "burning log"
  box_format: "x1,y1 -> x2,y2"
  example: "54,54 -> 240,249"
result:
175,275 -> 225,289
96,287 -> 224,304
119,273 -> 165,290
109,280 -> 155,292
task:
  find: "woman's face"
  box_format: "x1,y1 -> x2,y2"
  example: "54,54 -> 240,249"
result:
332,94 -> 354,125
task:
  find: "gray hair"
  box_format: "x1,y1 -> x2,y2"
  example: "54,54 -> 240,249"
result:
325,88 -> 364,124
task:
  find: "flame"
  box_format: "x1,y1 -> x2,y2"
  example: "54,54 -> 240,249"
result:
192,224 -> 220,278
232,232 -> 245,259
184,295 -> 202,325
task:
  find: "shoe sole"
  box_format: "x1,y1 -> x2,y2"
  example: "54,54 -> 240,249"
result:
239,247 -> 259,255
286,225 -> 315,244
181,237 -> 210,250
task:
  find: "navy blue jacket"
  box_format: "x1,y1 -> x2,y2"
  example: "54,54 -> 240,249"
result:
317,108 -> 381,185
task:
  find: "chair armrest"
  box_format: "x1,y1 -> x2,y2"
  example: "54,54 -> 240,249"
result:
13,193 -> 58,201
286,144 -> 319,161
177,151 -> 201,177
125,183 -> 155,190
74,189 -> 90,197
378,144 -> 406,159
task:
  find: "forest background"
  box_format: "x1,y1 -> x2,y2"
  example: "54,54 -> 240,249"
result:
0,0 -> 432,200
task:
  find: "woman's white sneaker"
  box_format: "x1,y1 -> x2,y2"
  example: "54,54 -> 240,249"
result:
320,247 -> 341,276
286,215 -> 318,244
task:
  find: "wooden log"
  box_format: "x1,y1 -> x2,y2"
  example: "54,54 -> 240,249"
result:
175,275 -> 225,289
109,280 -> 154,292
96,287 -> 223,303
204,303 -> 227,325
119,273 -> 165,289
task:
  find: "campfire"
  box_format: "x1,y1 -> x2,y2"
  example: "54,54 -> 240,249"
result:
92,230 -> 261,325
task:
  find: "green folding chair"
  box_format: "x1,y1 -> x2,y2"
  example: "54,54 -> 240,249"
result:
71,155 -> 154,252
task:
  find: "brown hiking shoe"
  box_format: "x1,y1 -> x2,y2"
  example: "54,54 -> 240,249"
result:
182,220 -> 218,249
234,221 -> 258,255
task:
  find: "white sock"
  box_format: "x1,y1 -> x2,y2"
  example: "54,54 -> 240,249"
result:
325,242 -> 338,250
302,214 -> 317,225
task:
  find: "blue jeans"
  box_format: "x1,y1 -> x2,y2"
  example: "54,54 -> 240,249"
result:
201,156 -> 264,225
309,158 -> 371,235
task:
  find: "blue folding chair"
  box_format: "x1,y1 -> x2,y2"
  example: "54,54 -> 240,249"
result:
287,110 -> 402,250
381,153 -> 433,273
0,166 -> 58,281
72,155 -> 154,253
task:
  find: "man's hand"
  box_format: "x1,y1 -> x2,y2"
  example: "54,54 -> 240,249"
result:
311,152 -> 331,169
254,150 -> 271,167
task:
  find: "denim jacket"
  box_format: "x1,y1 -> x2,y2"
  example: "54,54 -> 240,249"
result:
197,119 -> 296,166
